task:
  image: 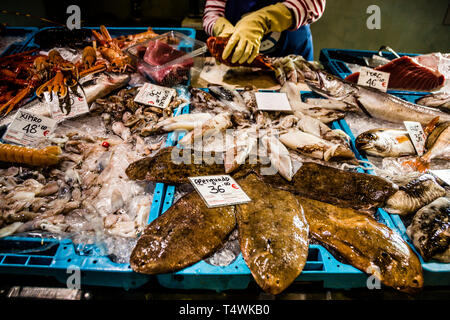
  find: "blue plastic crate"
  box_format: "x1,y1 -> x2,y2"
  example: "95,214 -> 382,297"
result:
335,92 -> 450,286
0,27 -> 39,57
0,95 -> 189,289
25,26 -> 196,50
319,48 -> 425,95
146,89 -> 399,292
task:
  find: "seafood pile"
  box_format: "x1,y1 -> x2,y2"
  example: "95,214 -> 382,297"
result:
127,148 -> 425,294
0,26 -> 448,295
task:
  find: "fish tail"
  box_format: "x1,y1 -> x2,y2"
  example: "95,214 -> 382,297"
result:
401,157 -> 429,173
424,116 -> 440,136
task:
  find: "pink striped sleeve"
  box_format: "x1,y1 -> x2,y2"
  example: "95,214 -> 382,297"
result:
283,0 -> 326,30
203,0 -> 228,36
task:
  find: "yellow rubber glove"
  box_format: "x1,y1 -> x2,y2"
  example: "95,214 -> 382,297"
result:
213,17 -> 235,37
222,3 -> 293,64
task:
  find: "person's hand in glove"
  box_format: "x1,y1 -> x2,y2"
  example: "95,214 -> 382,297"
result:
213,17 -> 235,37
222,3 -> 294,65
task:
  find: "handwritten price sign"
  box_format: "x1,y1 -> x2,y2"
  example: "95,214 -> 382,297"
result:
357,67 -> 390,92
134,83 -> 176,109
189,175 -> 251,208
3,110 -> 57,146
404,121 -> 426,156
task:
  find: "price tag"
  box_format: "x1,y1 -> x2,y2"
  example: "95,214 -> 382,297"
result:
134,83 -> 176,109
47,87 -> 89,123
404,121 -> 426,156
2,110 -> 57,146
255,92 -> 292,111
188,175 -> 251,208
357,67 -> 390,92
430,170 -> 450,186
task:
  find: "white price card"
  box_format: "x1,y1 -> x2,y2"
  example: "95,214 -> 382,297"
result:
404,121 -> 426,156
357,67 -> 390,92
189,175 -> 251,208
255,92 -> 292,111
134,83 -> 176,109
2,110 -> 57,146
430,170 -> 450,186
47,88 -> 89,123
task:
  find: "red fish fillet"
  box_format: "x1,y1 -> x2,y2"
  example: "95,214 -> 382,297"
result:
345,56 -> 445,91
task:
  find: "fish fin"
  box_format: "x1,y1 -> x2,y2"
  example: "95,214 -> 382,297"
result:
402,157 -> 429,173
423,116 -> 440,136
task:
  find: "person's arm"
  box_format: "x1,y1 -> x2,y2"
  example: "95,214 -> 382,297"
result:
222,0 -> 326,64
203,0 -> 228,36
283,0 -> 326,30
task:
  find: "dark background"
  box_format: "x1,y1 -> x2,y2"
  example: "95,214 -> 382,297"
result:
1,0 -> 449,59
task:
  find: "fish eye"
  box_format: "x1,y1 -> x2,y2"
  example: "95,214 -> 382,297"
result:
326,75 -> 334,81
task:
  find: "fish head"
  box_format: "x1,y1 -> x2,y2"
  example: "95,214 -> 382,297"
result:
355,130 -> 389,155
305,71 -> 358,102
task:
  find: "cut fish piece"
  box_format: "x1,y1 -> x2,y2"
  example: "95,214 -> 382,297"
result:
345,56 -> 445,91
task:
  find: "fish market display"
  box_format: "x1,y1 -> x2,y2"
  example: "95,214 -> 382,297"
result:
236,174 -> 309,294
345,55 -> 445,92
383,173 -> 446,215
300,197 -> 423,294
0,144 -> 62,167
130,191 -> 236,274
306,71 -> 450,124
407,197 -> 450,262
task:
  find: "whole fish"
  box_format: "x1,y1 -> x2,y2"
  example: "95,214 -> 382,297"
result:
300,196 -> 423,294
207,84 -> 250,115
384,173 -> 446,215
422,122 -> 450,162
279,128 -> 355,162
236,173 -> 309,294
259,162 -> 398,213
305,71 -> 450,124
406,197 -> 450,262
403,121 -> 450,171
130,191 -> 236,274
355,128 -> 416,157
153,113 -> 213,133
125,147 -> 228,183
81,72 -> 131,105
416,92 -> 450,113
281,81 -> 345,123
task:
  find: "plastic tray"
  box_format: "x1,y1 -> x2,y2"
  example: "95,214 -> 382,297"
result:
147,89 -> 398,292
25,26 -> 196,49
126,31 -> 206,87
0,86 -> 190,289
319,48 -> 423,94
336,92 -> 450,286
0,27 -> 39,57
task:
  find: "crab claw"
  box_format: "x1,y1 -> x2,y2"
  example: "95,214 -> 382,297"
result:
36,70 -> 68,99
0,86 -> 34,116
